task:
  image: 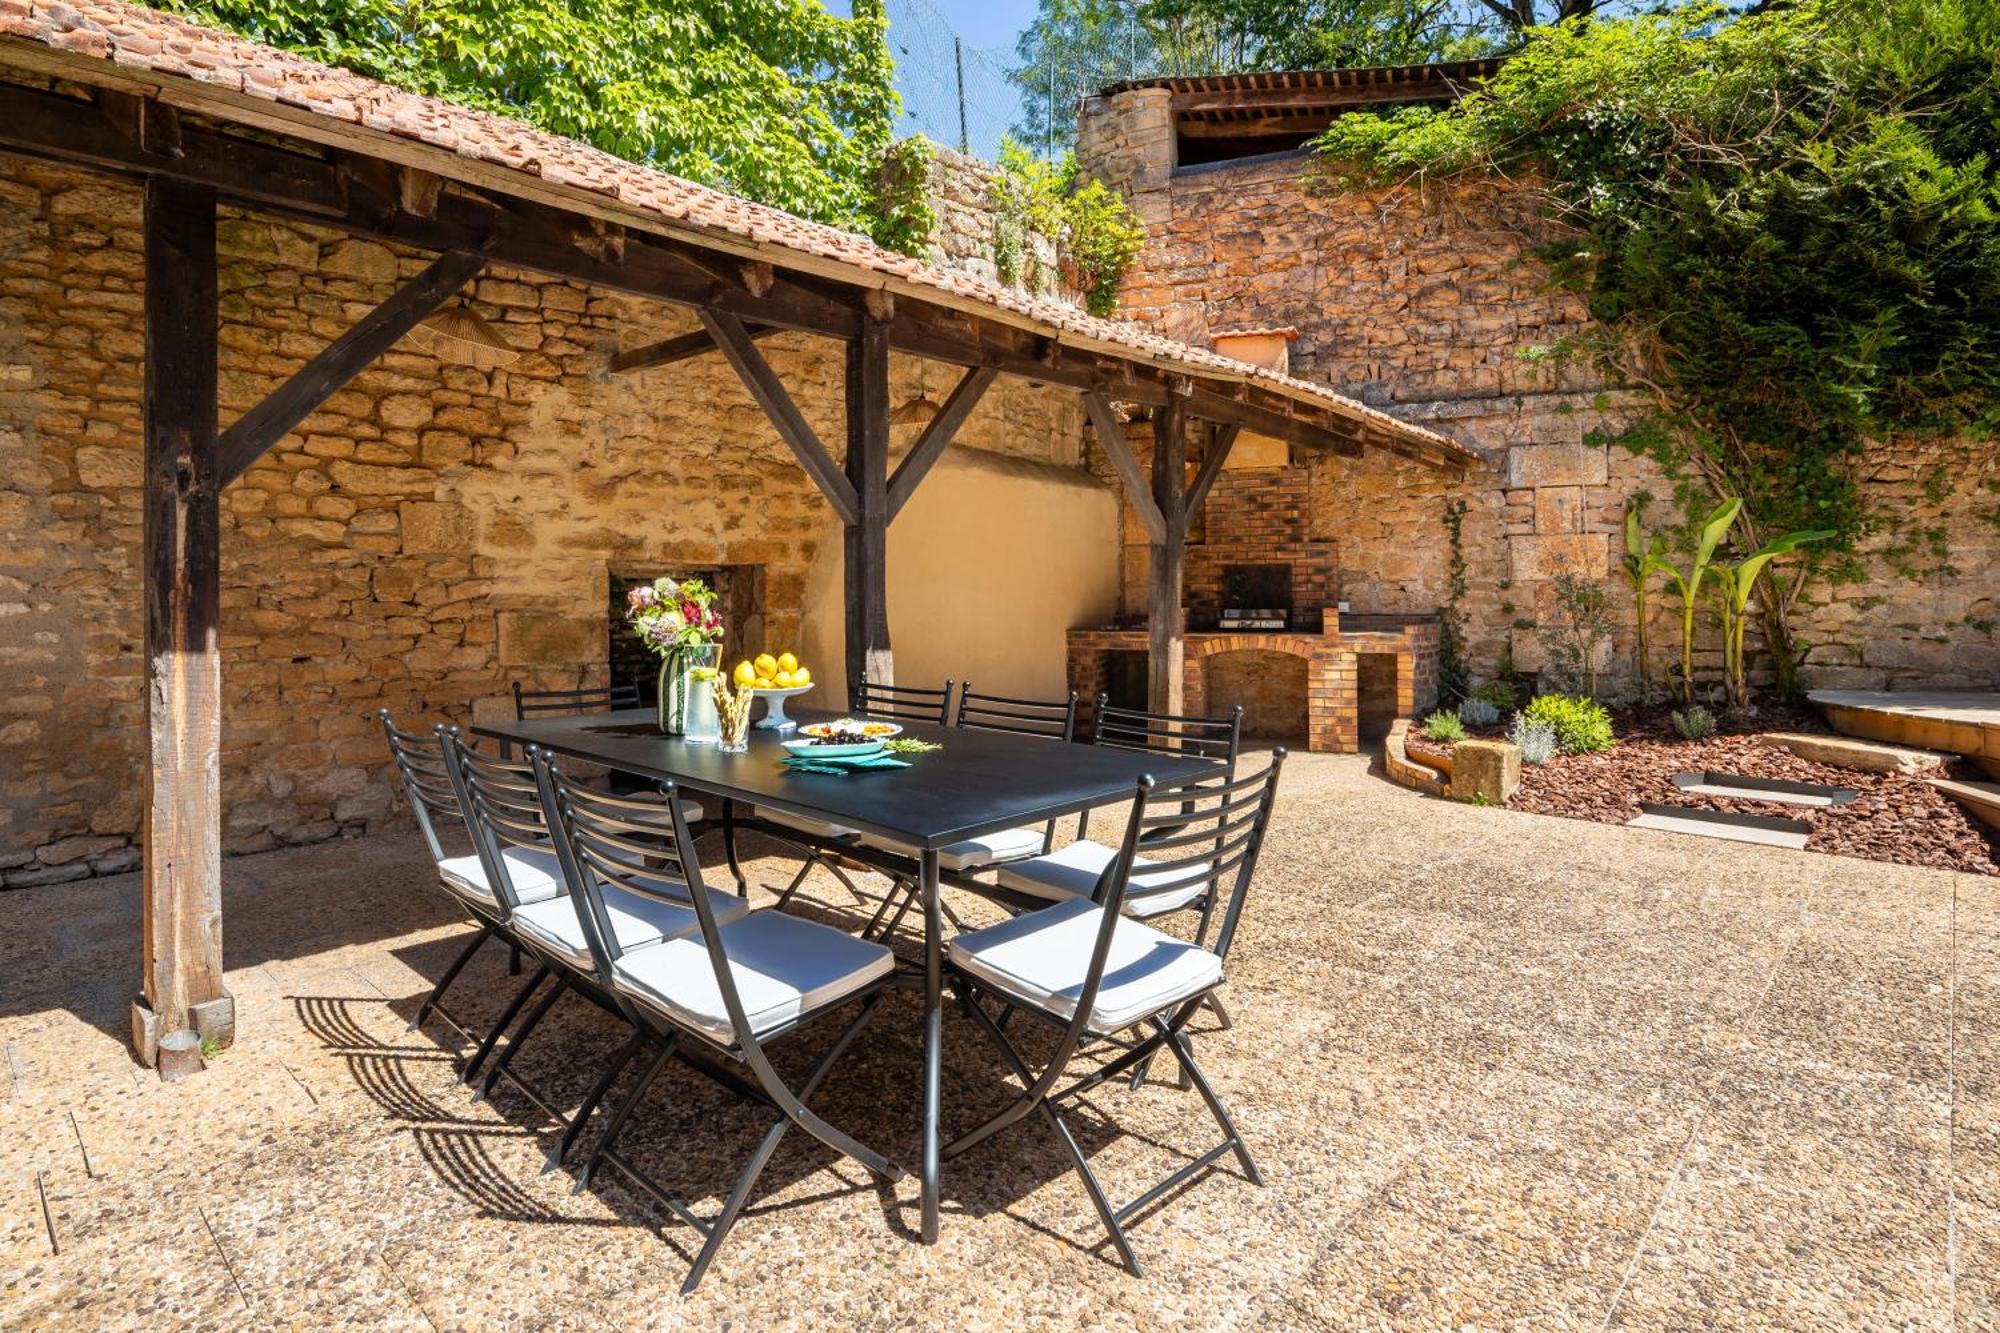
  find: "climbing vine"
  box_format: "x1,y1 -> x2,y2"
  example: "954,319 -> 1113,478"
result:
1314,0 -> 2000,691
1437,497 -> 1471,702
989,138 -> 1147,316
869,136 -> 939,257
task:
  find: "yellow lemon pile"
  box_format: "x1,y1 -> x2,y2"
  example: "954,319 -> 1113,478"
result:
731,651 -> 812,691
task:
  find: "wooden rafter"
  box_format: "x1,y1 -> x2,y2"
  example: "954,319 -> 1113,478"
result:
886,365 -> 997,522
217,247 -> 487,485
608,321 -> 780,374
1082,391 -> 1166,543
698,309 -> 859,525
1185,423 -> 1241,516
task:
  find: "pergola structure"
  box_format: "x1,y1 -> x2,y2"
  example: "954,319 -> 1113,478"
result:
0,1 -> 1475,1072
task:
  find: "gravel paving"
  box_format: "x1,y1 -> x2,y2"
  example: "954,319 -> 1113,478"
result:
1,751 -> 1994,1328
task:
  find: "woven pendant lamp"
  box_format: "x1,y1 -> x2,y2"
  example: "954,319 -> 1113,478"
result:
404,303 -> 520,369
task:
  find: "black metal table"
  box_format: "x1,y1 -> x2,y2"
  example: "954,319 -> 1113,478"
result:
471,706 -> 1215,1244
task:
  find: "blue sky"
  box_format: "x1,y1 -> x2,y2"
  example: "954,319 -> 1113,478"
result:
824,0 -> 1040,50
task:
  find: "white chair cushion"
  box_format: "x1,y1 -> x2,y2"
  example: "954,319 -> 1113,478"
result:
992,840 -> 1211,918
613,912 -> 895,1046
759,808 -> 855,839
510,882 -> 748,968
948,897 -> 1223,1033
862,824 -> 1048,873
437,845 -> 566,907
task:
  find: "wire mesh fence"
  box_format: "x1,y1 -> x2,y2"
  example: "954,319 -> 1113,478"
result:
882,0 -> 1022,161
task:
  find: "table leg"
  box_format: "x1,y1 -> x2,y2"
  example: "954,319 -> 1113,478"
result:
920,847 -> 942,1244
721,798 -> 747,893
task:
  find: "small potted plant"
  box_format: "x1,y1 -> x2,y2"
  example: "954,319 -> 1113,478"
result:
625,576 -> 724,738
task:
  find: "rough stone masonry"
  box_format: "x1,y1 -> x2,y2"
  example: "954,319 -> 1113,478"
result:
0,157 -> 1082,885
1077,87 -> 1999,699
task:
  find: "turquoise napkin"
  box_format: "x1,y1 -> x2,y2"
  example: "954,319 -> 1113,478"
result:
782,752 -> 910,774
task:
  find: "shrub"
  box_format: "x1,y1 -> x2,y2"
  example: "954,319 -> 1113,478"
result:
1421,710 -> 1468,744
1459,697 -> 1501,727
1469,679 -> 1517,712
1508,715 -> 1560,766
1522,694 -> 1616,755
1671,705 -> 1717,740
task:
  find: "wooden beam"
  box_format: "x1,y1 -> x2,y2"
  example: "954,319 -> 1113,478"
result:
886,364 -> 997,522
1082,391 -> 1166,543
138,176 -> 227,1067
698,309 -> 859,525
608,321 -> 780,374
216,248 -> 486,485
0,82 -> 346,216
844,310 -> 893,694
1185,423 -> 1242,516
1149,397 -> 1189,717
0,82 -> 1450,465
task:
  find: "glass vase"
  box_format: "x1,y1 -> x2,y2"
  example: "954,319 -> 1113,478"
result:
656,645 -> 718,737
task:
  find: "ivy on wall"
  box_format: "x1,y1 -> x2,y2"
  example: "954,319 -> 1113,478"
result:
990,138 -> 1147,316
1313,0 -> 2000,689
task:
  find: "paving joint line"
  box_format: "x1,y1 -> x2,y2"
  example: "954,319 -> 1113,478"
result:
65,1111 -> 93,1178
33,1169 -> 57,1256
196,1204 -> 253,1314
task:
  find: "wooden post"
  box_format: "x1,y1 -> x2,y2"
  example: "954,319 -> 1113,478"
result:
1149,395 -> 1189,715
135,176 -> 229,1068
844,308 -> 893,696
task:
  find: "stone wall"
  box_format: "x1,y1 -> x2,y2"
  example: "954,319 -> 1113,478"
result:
0,159 -> 1085,885
1075,94 -> 2000,696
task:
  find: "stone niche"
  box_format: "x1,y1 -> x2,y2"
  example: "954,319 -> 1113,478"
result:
1202,648 -> 1308,741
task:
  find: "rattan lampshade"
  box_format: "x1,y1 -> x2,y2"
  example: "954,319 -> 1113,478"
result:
404,303 -> 520,369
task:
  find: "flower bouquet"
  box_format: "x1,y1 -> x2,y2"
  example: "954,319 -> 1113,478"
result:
625,576 -> 724,737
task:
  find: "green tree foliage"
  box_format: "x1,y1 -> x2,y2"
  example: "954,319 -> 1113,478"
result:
159,0 -> 899,232
1314,1 -> 2000,687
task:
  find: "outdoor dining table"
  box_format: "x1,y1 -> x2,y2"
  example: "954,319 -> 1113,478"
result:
471,705 -> 1217,1244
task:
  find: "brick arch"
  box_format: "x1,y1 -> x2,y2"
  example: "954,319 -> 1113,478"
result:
1184,633 -> 1356,753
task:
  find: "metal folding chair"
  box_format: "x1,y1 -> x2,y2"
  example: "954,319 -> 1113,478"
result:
441,732 -> 733,1168
379,710 -> 515,1045
849,677 -> 954,725
534,753 -> 904,1293
853,684 -> 1080,943
942,751 -> 1286,1276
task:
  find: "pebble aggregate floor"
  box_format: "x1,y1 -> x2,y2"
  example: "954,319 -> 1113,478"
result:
2,752 -> 1993,1329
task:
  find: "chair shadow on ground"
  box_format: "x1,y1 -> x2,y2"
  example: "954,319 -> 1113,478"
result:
275,843 -> 1245,1275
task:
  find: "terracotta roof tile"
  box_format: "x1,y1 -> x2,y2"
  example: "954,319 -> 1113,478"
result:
0,0 -> 1476,466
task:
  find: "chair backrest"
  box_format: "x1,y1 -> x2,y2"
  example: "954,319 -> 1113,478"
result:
533,752 -> 764,1055
1102,751 -> 1286,961
1041,751 -> 1285,1066
850,679 -> 954,726
1091,697 -> 1244,779
532,750 -> 705,989
378,709 -> 463,866
955,685 -> 1078,741
441,729 -> 549,916
512,680 -> 641,720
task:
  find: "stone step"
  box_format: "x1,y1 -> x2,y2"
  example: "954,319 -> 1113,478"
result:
1626,803 -> 1813,850
1756,731 -> 1947,775
1808,689 -> 2000,765
1925,778 -> 2000,833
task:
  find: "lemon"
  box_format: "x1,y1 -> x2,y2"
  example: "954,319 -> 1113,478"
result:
732,661 -> 758,687
777,670 -> 799,689
794,666 -> 811,686
754,653 -> 778,678
755,675 -> 775,689
777,651 -> 799,674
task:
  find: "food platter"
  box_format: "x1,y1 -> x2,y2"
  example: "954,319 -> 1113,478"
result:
800,718 -> 903,740
781,736 -> 886,759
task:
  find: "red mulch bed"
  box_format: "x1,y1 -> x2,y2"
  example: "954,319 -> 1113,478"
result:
1495,700 -> 1999,876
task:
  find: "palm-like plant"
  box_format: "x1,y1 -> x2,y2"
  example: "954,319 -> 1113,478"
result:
1710,528 -> 1834,707
1621,506 -> 1673,701
1651,498 -> 1741,705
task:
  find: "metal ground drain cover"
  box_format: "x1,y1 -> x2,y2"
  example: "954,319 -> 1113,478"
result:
1670,771 -> 1857,808
1627,802 -> 1813,849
